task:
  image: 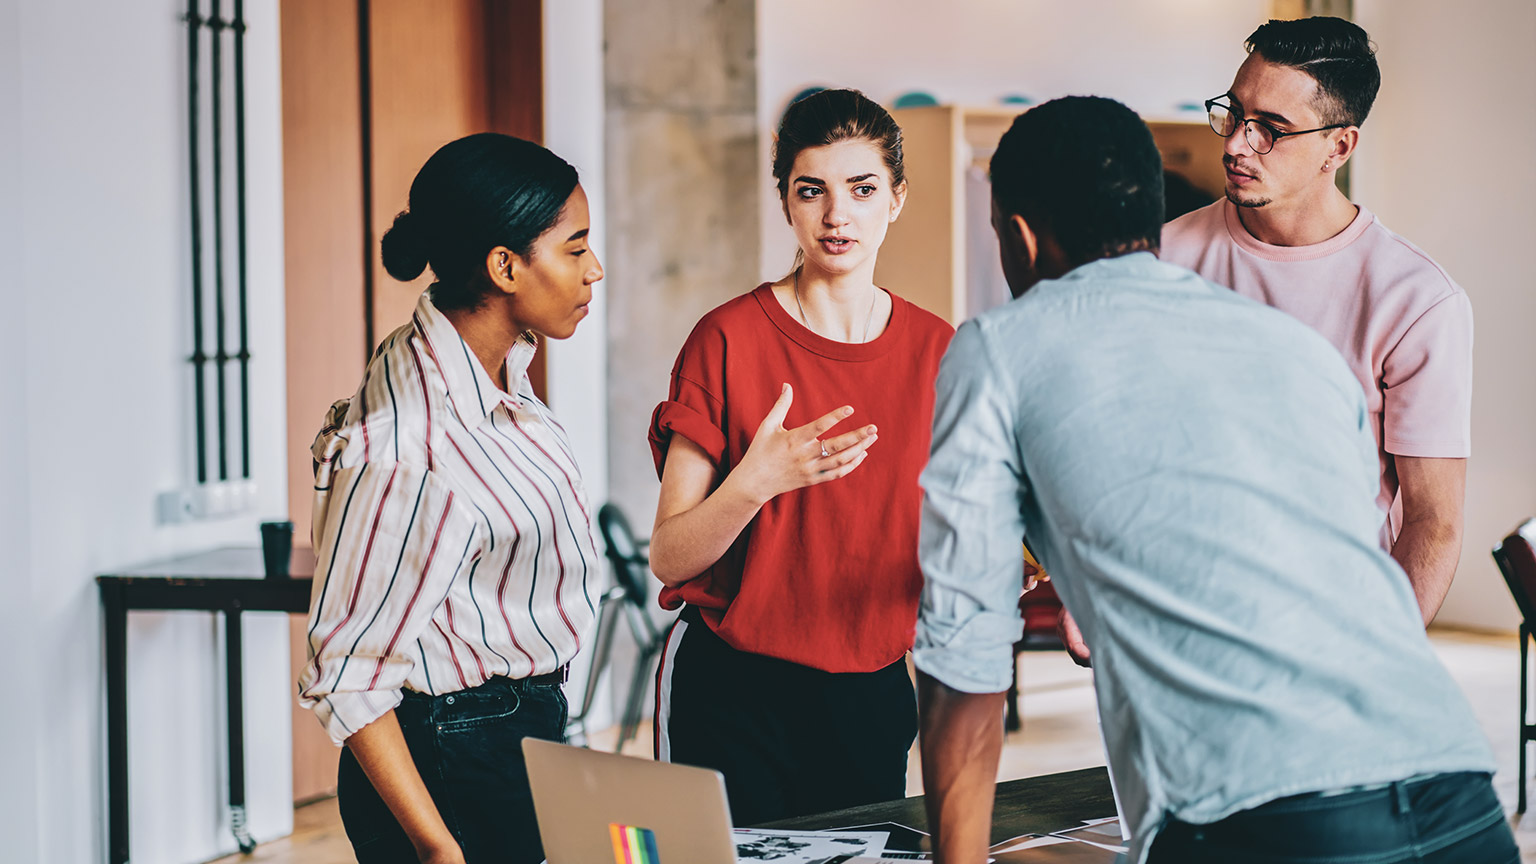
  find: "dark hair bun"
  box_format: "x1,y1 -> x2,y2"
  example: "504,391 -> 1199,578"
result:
381,210 -> 430,282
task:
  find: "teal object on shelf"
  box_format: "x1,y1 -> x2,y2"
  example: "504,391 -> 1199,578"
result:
893,90 -> 939,108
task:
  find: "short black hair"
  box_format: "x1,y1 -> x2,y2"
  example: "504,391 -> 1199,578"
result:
381,133 -> 579,310
1246,17 -> 1380,127
990,96 -> 1164,267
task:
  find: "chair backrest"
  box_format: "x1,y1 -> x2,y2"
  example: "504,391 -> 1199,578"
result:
1494,518 -> 1536,625
598,503 -> 651,606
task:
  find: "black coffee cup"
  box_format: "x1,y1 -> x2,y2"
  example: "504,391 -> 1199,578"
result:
260,520 -> 295,579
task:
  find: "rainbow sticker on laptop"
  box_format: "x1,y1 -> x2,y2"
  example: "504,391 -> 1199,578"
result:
609,823 -> 661,864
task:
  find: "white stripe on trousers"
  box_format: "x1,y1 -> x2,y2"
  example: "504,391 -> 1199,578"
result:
653,616 -> 689,764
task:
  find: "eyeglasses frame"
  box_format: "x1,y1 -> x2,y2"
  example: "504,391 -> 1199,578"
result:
1204,94 -> 1350,155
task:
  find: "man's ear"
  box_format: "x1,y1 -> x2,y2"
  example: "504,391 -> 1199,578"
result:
1325,126 -> 1359,173
486,246 -> 519,296
1008,212 -> 1041,270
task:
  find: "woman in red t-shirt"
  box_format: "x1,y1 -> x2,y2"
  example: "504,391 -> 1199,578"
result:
647,88 -> 954,824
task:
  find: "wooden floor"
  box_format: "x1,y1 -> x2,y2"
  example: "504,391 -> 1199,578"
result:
210,628 -> 1535,864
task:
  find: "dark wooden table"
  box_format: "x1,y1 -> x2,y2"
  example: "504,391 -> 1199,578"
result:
763,766 -> 1116,851
98,546 -> 315,864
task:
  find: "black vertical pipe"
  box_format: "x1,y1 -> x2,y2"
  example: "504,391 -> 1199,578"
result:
210,0 -> 229,482
233,0 -> 250,480
187,0 -> 209,485
358,0 -> 376,360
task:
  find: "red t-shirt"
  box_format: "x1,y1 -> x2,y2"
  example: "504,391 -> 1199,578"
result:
649,283 -> 954,673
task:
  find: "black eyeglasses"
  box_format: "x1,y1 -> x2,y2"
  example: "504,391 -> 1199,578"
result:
1205,95 -> 1348,155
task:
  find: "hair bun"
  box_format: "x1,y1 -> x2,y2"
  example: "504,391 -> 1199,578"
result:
381,210 -> 430,281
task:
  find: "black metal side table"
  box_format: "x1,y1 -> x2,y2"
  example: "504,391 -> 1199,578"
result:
98,546 -> 314,864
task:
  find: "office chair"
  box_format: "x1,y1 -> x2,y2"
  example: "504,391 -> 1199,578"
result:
1007,580 -> 1065,732
566,503 -> 672,751
1493,517 -> 1536,813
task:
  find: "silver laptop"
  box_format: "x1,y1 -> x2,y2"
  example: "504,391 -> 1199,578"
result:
524,738 -> 739,863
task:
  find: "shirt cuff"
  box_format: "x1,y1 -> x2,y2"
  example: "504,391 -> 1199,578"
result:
1383,437 -> 1470,459
302,688 -> 405,746
912,609 -> 1022,694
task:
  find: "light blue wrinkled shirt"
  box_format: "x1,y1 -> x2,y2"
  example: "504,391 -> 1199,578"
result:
914,253 -> 1495,863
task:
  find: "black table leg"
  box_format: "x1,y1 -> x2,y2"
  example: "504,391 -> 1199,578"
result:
1521,622 -> 1529,815
104,584 -> 130,864
225,608 -> 256,854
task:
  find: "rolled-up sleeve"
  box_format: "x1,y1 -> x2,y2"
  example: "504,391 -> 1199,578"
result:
649,376 -> 727,475
914,319 -> 1029,694
298,460 -> 480,744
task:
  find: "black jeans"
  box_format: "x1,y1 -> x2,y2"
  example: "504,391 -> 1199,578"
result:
1149,771 -> 1517,863
659,605 -> 919,826
337,677 -> 568,864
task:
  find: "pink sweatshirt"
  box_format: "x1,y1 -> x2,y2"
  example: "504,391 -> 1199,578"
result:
1162,199 -> 1472,550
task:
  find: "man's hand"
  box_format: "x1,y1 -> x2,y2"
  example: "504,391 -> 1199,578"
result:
1057,607 -> 1091,667
1023,559 -> 1045,592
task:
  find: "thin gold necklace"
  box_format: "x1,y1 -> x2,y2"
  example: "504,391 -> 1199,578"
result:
793,268 -> 879,343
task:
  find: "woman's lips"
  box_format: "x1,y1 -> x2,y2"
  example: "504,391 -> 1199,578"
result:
819,237 -> 855,254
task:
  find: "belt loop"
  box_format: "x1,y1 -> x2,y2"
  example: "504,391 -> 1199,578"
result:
1392,780 -> 1410,816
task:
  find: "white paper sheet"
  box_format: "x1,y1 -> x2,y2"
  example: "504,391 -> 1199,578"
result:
732,828 -> 888,863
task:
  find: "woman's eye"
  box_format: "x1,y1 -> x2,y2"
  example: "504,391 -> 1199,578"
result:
797,186 -> 822,199
854,184 -> 877,197
570,247 -> 588,258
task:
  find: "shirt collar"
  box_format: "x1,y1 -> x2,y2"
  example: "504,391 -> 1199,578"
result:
411,290 -> 539,429
1058,250 -> 1171,282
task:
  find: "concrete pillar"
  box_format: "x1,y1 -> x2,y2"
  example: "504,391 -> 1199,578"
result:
604,0 -> 760,525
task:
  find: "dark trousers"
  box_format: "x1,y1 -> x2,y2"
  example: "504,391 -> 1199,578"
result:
657,606 -> 919,826
337,676 -> 568,864
1149,771 -> 1517,863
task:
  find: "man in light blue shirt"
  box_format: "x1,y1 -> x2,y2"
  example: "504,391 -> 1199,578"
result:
913,96 -> 1511,864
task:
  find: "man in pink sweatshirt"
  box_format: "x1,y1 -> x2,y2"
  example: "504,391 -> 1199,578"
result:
1063,17 -> 1470,661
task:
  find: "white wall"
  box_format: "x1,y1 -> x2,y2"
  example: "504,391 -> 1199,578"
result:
544,0 -> 609,511
5,1 -> 293,862
756,0 -> 1271,277
0,0 -> 41,858
1353,0 -> 1536,631
543,0 -> 616,726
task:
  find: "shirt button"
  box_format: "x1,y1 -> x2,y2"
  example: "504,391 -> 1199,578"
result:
445,695 -> 456,705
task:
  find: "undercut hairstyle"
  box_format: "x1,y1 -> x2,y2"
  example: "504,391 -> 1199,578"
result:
381,133 -> 579,311
990,96 -> 1164,267
1246,17 -> 1381,128
772,88 -> 905,201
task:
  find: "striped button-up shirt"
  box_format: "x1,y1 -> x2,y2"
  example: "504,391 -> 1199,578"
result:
299,291 -> 600,744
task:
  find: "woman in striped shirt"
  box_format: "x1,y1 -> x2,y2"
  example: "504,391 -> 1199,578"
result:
299,133 -> 604,864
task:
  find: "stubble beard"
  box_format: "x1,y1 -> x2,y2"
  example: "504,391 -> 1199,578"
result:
1226,187 -> 1271,209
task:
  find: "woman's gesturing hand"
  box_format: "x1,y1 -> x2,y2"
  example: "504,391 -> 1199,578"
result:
731,383 -> 878,505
